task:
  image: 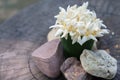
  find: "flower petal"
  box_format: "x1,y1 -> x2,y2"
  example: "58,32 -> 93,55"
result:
79,36 -> 88,45
88,35 -> 97,41
61,30 -> 68,38
49,25 -> 63,28
59,7 -> 66,12
55,29 -> 63,37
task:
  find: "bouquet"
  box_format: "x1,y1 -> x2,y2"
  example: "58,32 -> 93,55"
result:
50,2 -> 109,59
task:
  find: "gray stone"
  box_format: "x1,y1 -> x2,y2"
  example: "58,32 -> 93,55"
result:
60,57 -> 91,80
47,28 -> 59,41
80,49 -> 117,79
32,39 -> 65,78
92,42 -> 97,50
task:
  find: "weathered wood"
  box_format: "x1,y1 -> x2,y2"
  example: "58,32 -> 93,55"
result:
0,0 -> 120,80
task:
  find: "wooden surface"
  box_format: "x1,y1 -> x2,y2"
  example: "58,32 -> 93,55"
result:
0,0 -> 120,80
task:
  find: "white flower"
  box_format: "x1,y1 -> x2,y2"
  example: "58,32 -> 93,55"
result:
50,2 -> 109,45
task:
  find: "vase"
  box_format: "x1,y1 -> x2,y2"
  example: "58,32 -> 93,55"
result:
61,35 -> 94,59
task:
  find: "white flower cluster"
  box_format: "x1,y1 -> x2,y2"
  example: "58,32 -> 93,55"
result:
50,2 -> 109,45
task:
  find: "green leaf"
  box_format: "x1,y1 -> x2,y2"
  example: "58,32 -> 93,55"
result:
61,34 -> 94,59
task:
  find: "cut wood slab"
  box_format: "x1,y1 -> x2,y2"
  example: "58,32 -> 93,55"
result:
0,0 -> 120,80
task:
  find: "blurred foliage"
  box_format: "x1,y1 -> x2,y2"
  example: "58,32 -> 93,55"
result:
0,0 -> 39,24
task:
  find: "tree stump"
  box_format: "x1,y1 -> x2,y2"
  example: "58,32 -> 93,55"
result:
0,0 -> 120,80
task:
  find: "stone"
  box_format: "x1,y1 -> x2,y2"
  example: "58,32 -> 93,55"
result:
32,39 -> 65,78
92,42 -> 97,50
60,57 -> 92,80
80,49 -> 117,79
47,28 -> 59,41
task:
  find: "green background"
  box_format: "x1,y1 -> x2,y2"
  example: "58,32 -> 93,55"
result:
0,0 -> 39,24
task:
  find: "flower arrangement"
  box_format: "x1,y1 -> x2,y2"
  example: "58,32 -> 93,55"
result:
50,2 -> 109,58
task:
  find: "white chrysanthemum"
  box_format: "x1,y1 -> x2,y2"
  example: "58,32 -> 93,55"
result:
50,2 -> 109,45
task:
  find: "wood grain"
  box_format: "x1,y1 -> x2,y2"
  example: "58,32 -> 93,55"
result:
0,0 -> 120,80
